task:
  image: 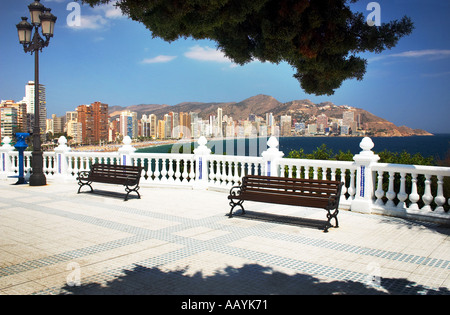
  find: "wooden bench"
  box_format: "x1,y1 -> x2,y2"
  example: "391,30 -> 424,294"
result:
77,163 -> 143,201
227,175 -> 344,232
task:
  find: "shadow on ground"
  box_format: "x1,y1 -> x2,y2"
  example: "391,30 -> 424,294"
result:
229,210 -> 333,232
60,263 -> 449,295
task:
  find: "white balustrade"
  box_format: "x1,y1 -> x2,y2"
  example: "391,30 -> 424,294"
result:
1,135 -> 449,224
372,163 -> 450,218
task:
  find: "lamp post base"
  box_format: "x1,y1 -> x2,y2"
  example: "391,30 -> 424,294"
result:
29,173 -> 46,186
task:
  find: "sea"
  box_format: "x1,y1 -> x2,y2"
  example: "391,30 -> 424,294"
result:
137,134 -> 450,161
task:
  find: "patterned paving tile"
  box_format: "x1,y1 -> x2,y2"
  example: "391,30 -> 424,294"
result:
0,181 -> 449,295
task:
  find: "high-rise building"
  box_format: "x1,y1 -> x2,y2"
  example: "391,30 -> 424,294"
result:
0,107 -> 18,139
119,110 -> 138,139
217,107 -> 223,136
76,102 -> 109,144
23,81 -> 46,134
0,100 -> 28,135
67,120 -> 83,144
157,120 -> 165,140
179,112 -> 191,138
280,115 -> 292,136
164,114 -> 172,139
149,114 -> 157,139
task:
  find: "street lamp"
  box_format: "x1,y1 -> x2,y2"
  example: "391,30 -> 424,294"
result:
16,0 -> 57,186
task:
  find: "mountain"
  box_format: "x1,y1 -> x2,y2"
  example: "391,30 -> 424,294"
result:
109,94 -> 432,137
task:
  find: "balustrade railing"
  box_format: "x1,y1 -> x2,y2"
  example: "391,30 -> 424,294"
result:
278,158 -> 358,209
1,135 -> 449,224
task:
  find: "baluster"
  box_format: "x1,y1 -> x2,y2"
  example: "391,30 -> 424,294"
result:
434,175 -> 446,213
375,171 -> 385,205
385,171 -> 396,207
209,160 -> 216,184
422,174 -> 433,211
153,158 -> 161,182
161,158 -> 168,182
221,160 -> 228,186
347,169 -> 355,200
330,167 -> 336,181
397,172 -> 408,209
313,166 -> 318,180
260,161 -> 266,177
167,158 -> 175,182
226,160 -> 233,186
233,160 -> 240,185
173,159 -> 180,183
188,159 -> 195,182
408,173 -> 420,210
338,168 -> 347,200
287,164 -> 293,178
181,159 -> 188,183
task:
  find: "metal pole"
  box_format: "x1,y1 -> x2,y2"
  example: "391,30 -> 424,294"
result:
29,44 -> 46,186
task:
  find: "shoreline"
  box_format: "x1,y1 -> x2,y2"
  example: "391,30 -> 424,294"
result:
71,140 -> 181,152
67,134 -> 441,153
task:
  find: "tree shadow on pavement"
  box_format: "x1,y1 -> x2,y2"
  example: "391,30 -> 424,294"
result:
60,263 -> 449,296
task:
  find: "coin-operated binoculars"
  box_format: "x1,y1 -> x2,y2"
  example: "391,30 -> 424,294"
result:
14,133 -> 30,185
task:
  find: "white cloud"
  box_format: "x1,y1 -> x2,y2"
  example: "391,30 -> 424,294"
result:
369,49 -> 450,62
92,1 -> 126,19
71,15 -> 109,30
141,55 -> 177,64
184,45 -> 233,63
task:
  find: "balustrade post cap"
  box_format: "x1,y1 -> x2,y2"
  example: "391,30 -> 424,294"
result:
1,136 -> 13,149
55,135 -> 71,152
197,136 -> 207,147
58,136 -> 67,146
262,136 -> 284,160
122,136 -> 132,146
267,136 -> 279,149
194,136 -> 211,155
359,137 -> 375,153
2,136 -> 12,145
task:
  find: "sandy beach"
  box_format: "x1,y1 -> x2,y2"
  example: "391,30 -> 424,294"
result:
70,140 -> 181,152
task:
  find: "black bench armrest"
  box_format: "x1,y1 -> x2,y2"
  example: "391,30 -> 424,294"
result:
77,170 -> 91,181
228,185 -> 242,199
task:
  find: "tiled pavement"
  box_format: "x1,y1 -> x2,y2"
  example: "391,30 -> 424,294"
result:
0,179 -> 449,295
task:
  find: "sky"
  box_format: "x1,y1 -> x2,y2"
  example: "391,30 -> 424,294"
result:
0,0 -> 449,134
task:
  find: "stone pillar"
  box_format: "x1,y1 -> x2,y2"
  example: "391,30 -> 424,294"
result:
350,137 -> 380,214
193,136 -> 211,190
54,136 -> 71,181
0,137 -> 14,180
118,136 -> 136,166
261,136 -> 284,177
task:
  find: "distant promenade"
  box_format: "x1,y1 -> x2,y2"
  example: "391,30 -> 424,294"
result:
70,140 -> 181,152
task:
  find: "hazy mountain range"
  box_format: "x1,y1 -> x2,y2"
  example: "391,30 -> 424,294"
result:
109,94 -> 432,137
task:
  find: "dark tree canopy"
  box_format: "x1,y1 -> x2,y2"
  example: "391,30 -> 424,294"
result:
81,0 -> 414,96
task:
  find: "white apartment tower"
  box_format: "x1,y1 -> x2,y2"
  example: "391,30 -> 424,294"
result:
23,81 -> 47,133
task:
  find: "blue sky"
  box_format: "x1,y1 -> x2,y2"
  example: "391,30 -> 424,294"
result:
0,0 -> 449,134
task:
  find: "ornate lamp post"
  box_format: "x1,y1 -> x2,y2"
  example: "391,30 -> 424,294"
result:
16,0 -> 57,186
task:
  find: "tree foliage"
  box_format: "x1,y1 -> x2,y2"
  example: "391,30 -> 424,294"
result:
82,0 -> 414,96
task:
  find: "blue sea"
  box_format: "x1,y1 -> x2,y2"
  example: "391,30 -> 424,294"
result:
137,134 -> 450,161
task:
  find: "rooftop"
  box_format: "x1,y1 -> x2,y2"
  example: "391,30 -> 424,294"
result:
0,179 -> 449,297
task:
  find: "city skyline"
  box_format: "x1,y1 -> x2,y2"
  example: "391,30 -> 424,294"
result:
0,0 -> 449,134
42,99 -> 373,146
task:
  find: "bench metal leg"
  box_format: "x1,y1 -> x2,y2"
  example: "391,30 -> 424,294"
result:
228,199 -> 245,218
124,184 -> 140,201
77,181 -> 93,194
324,208 -> 339,232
